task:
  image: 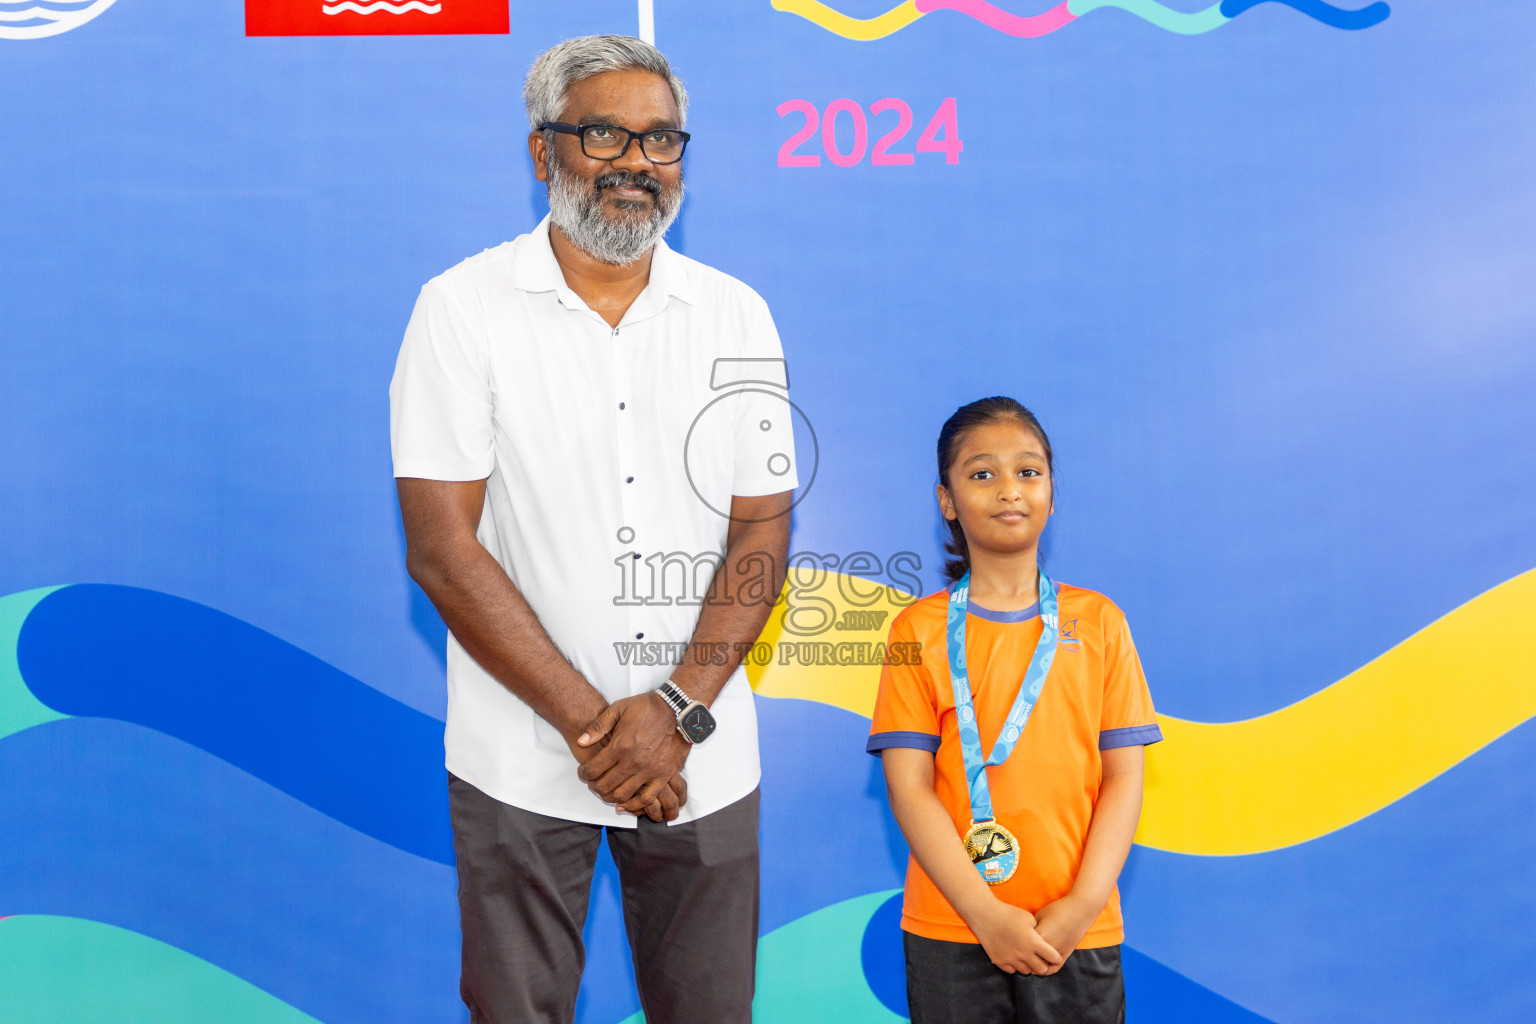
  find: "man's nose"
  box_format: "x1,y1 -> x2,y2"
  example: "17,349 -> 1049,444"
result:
611,136 -> 655,175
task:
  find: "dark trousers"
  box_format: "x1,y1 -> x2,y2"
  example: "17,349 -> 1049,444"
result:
905,931 -> 1125,1024
448,774 -> 760,1024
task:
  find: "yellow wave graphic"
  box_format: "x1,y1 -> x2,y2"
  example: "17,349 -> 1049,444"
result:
770,0 -> 924,40
748,568 -> 1536,855
1143,568 -> 1536,854
745,570 -> 908,714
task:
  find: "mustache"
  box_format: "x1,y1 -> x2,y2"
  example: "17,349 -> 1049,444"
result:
593,170 -> 664,197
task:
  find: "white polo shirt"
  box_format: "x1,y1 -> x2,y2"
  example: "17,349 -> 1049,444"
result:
389,216 -> 798,827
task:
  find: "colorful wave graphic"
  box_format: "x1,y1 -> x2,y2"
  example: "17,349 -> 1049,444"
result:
1140,567 -> 1536,854
747,567 -> 1536,856
11,584 -> 453,863
320,1 -> 441,14
0,0 -> 116,39
0,715 -> 459,1023
0,895 -> 1273,1024
770,0 -> 1389,40
0,583 -> 1278,1022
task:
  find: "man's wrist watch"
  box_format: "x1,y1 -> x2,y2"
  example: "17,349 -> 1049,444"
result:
655,680 -> 716,744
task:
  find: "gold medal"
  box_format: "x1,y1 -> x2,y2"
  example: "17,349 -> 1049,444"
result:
962,820 -> 1020,886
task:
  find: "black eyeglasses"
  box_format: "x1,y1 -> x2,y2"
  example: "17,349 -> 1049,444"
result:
540,122 -> 690,164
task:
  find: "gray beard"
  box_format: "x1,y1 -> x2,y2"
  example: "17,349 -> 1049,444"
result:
546,156 -> 685,266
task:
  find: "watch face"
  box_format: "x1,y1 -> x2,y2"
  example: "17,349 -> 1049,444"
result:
680,704 -> 716,743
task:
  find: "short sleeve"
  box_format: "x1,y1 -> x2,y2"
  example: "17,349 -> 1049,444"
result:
868,613 -> 941,756
728,297 -> 799,497
1099,611 -> 1163,750
389,279 -> 495,481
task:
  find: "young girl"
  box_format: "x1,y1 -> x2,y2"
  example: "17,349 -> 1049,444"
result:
869,397 -> 1161,1024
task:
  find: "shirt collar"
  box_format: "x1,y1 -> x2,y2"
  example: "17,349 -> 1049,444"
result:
645,232 -> 696,306
513,214 -> 696,313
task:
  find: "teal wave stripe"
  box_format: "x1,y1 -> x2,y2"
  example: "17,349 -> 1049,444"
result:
613,890 -> 905,1024
0,586 -> 66,741
1066,0 -> 1230,34
755,889 -> 906,1023
0,916 -> 324,1023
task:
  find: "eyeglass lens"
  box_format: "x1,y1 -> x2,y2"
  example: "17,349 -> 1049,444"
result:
582,126 -> 685,162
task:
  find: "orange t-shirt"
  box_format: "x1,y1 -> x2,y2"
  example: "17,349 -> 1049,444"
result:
868,582 -> 1161,947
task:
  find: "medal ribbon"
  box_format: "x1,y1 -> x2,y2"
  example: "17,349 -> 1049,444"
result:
945,568 -> 1059,824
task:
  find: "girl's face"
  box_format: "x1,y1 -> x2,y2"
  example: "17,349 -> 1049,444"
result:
937,419 -> 1054,563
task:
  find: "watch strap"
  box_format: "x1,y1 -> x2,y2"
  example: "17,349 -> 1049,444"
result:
656,680 -> 691,715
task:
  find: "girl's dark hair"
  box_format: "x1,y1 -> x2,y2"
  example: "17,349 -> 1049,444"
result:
937,396 -> 1054,585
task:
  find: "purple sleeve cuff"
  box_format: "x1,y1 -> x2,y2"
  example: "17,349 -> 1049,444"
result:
867,731 -> 942,756
1099,724 -> 1164,749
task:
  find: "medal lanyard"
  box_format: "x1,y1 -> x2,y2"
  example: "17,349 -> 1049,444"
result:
945,568 -> 1059,824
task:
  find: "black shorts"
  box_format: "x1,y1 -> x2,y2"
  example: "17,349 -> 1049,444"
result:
904,930 -> 1125,1024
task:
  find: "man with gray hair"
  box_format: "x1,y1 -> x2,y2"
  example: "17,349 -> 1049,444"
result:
389,34 -> 796,1024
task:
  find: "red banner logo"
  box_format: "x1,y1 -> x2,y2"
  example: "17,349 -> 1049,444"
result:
246,0 -> 508,36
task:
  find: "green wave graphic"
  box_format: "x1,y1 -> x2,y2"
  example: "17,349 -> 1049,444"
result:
0,586 -> 65,741
1066,0 -> 1229,34
0,915 -> 323,1023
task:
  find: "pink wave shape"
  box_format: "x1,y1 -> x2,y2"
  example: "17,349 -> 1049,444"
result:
914,0 -> 1077,36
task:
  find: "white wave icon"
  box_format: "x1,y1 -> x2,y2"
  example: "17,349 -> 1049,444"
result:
0,0 -> 118,39
321,0 -> 441,13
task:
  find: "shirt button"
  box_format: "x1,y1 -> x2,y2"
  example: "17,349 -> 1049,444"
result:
632,553 -> 641,560
636,632 -> 645,639
626,476 -> 634,483
619,402 -> 626,410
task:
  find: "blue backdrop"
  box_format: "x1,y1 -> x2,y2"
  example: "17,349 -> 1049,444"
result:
3,0 -> 1534,1021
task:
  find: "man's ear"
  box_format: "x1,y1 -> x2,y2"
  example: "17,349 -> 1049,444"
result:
530,131 -> 550,183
